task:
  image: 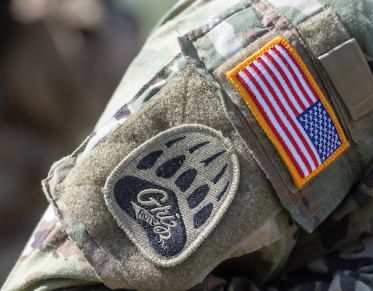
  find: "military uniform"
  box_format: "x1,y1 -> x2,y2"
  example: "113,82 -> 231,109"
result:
3,0 -> 373,290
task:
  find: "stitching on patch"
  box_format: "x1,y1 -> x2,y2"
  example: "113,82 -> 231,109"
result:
226,36 -> 348,188
103,124 -> 240,267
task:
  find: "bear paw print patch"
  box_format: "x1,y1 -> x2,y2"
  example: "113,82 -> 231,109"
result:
104,124 -> 239,267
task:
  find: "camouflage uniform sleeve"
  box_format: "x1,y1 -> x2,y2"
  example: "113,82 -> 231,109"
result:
263,168 -> 373,291
3,0 -> 373,290
2,206 -> 105,291
199,169 -> 373,291
3,1 -> 248,289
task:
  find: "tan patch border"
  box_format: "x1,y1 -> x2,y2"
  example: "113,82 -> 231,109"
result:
103,124 -> 240,267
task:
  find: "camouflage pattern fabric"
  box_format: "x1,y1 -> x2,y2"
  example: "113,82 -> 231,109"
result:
3,0 -> 373,290
178,0 -> 356,233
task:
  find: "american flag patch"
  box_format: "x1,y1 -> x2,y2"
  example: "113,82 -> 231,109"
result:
227,36 -> 348,188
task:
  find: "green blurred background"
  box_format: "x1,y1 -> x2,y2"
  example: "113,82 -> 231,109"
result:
0,0 -> 177,283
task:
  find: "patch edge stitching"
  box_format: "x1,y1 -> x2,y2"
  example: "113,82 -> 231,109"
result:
226,35 -> 349,188
103,124 -> 240,267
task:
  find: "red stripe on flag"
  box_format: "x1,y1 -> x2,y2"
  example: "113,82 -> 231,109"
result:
255,58 -> 320,169
263,51 -> 307,112
249,63 -> 315,173
272,46 -> 315,106
239,68 -> 307,178
257,57 -> 300,115
277,43 -> 320,104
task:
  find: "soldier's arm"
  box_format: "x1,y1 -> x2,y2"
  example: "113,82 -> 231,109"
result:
3,0 -> 373,290
3,206 -> 105,290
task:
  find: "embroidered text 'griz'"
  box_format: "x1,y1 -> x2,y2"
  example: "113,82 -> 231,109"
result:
115,177 -> 185,257
104,124 -> 239,267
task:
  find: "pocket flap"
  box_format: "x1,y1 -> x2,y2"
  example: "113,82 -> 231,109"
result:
319,39 -> 373,121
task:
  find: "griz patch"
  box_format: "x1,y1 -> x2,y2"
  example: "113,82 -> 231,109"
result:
103,124 -> 240,267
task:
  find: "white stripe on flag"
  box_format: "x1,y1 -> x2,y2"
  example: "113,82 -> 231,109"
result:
260,55 -> 303,115
254,58 -> 322,166
267,49 -> 312,108
275,45 -> 318,103
238,70 -> 310,177
248,63 -> 319,171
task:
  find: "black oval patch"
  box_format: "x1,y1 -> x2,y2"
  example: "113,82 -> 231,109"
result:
137,150 -> 163,170
193,203 -> 213,229
187,184 -> 210,209
156,155 -> 186,178
175,168 -> 197,192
